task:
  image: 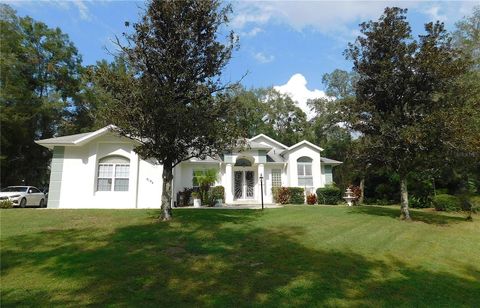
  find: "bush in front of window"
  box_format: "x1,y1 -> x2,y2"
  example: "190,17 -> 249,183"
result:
317,184 -> 342,205
272,187 -> 305,204
0,199 -> 14,209
272,187 -> 291,204
289,187 -> 305,204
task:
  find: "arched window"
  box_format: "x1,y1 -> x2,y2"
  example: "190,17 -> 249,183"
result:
235,158 -> 252,167
297,156 -> 313,188
97,155 -> 130,191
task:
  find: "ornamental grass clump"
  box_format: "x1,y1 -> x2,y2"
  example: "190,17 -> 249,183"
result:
0,200 -> 13,209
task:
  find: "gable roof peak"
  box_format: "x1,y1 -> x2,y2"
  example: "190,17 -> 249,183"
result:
282,140 -> 324,154
248,134 -> 288,149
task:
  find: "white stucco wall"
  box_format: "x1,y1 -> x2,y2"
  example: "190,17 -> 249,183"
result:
55,133 -> 162,209
49,131 -> 335,208
172,162 -> 222,202
285,144 -> 322,190
137,158 -> 163,208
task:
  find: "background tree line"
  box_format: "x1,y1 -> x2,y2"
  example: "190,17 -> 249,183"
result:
1,3 -> 478,214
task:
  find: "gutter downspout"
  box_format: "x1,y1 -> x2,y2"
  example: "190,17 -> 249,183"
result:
171,166 -> 175,208
135,155 -> 140,208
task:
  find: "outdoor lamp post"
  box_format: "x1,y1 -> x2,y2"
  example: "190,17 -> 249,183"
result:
260,173 -> 264,210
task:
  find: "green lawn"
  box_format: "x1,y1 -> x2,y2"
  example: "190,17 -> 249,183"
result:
1,206 -> 479,307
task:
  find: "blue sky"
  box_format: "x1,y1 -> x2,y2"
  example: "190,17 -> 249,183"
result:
5,0 -> 477,114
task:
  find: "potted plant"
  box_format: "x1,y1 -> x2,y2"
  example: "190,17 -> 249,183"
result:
191,192 -> 201,208
210,186 -> 225,207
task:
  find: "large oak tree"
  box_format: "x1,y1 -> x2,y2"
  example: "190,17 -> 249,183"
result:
93,0 -> 242,220
344,7 -> 469,220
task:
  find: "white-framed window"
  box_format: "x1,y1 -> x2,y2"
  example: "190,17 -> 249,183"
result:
97,155 -> 130,192
297,156 -> 313,188
272,169 -> 282,187
192,170 -> 205,188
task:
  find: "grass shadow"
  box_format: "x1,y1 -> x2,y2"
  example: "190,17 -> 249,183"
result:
349,205 -> 468,225
1,209 -> 479,306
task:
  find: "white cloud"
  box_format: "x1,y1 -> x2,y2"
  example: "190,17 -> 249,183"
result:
242,27 -> 264,37
424,6 -> 447,22
232,1 -> 479,41
232,1 -> 413,41
72,0 -> 91,21
7,0 -> 92,21
253,52 -> 275,63
231,6 -> 273,29
274,73 -> 328,119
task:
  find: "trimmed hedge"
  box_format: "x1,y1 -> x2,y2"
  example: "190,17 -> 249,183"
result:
272,187 -> 305,204
317,185 -> 342,205
433,194 -> 462,212
289,187 -> 305,204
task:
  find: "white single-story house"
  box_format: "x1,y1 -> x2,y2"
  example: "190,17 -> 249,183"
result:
36,126 -> 342,208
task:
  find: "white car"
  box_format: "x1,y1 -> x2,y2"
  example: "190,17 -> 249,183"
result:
0,186 -> 47,208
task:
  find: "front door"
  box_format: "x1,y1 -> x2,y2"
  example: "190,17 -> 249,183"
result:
234,170 -> 255,200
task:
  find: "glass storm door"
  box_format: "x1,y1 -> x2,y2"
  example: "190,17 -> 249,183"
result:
245,171 -> 254,198
234,170 -> 255,199
234,171 -> 244,199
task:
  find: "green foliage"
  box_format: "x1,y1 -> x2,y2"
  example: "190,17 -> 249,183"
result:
433,194 -> 462,212
177,188 -> 194,207
272,187 -> 291,204
0,199 -> 13,209
271,187 -> 305,204
321,69 -> 358,99
196,169 -> 218,205
289,187 -> 305,204
306,193 -> 317,205
92,0 -> 242,219
209,186 -> 225,202
409,196 -> 431,209
233,87 -> 310,146
317,185 -> 342,205
436,188 -> 449,195
0,4 -> 82,187
191,192 -> 200,199
343,7 -> 470,216
469,195 -> 480,213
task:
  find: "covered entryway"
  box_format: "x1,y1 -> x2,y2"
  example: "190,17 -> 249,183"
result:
234,170 -> 255,199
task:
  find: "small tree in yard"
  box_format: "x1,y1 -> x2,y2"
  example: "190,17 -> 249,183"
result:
344,7 -> 469,220
93,0 -> 242,220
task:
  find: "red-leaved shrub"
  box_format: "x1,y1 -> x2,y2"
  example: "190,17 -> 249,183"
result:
272,187 -> 291,204
348,185 -> 362,201
306,193 -> 317,205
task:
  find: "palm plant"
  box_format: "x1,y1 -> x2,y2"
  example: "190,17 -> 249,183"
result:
196,169 -> 218,204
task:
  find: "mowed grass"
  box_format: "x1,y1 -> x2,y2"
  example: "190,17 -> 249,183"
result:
1,206 -> 479,307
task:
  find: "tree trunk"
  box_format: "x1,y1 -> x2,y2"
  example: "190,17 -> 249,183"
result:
400,176 -> 411,221
359,177 -> 365,204
160,165 -> 174,221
